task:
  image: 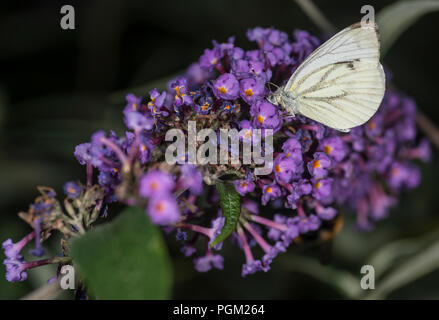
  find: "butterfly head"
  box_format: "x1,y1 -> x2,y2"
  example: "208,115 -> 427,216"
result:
267,87 -> 283,106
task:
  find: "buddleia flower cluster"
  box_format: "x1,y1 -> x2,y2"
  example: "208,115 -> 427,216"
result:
3,27 -> 431,281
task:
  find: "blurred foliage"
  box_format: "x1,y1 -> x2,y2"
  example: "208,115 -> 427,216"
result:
1,0 -> 439,299
377,0 -> 439,56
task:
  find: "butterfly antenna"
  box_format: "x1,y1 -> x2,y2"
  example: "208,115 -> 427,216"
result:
266,81 -> 280,93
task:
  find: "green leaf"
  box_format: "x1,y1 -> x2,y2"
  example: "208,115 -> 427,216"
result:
70,206 -> 172,299
211,182 -> 241,247
378,0 -> 439,56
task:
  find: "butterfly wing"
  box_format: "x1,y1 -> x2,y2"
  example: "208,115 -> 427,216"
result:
285,23 -> 385,131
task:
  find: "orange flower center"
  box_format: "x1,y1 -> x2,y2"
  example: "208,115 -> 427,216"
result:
218,86 -> 227,94
266,187 -> 272,193
245,89 -> 254,97
67,187 -> 76,194
324,145 -> 332,154
155,202 -> 164,212
313,160 -> 321,168
150,181 -> 159,190
201,102 -> 209,111
275,164 -> 282,173
257,115 -> 265,124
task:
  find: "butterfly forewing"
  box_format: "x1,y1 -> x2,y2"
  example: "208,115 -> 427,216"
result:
284,23 -> 385,131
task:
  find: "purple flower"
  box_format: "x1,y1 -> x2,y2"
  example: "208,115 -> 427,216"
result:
195,96 -> 214,115
74,143 -> 93,165
220,101 -> 236,113
199,48 -> 222,70
261,183 -> 282,205
403,138 -> 431,162
4,257 -> 27,282
262,242 -> 286,266
147,194 -> 180,225
181,244 -> 196,257
98,171 -> 120,203
282,138 -> 303,164
369,184 -> 396,220
387,162 -> 420,191
239,77 -> 266,104
137,134 -> 154,165
171,77 -> 193,107
247,27 -> 269,44
147,89 -> 166,110
307,152 -> 331,178
312,178 -> 333,200
292,214 -> 321,234
319,136 -> 347,162
185,63 -> 212,88
139,170 -> 175,198
124,94 -> 142,113
176,229 -> 187,241
234,179 -> 255,196
249,60 -> 272,81
267,29 -> 288,46
180,164 -> 203,195
274,154 -> 297,183
213,73 -> 240,100
63,181 -> 81,199
250,100 -> 282,132
2,233 -> 35,260
231,59 -> 251,79
282,219 -> 300,245
259,215 -> 281,240
242,260 -> 267,277
2,233 -> 37,282
291,30 -> 319,61
416,139 -> 432,162
124,111 -> 154,132
286,179 -> 312,209
365,114 -> 383,138
194,254 -> 224,272
315,204 -> 337,220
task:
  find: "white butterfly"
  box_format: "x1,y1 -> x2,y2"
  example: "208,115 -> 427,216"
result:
268,22 -> 385,132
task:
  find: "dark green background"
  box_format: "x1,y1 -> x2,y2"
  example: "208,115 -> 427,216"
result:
1,0 -> 439,299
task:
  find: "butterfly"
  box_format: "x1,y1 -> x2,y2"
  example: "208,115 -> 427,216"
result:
268,22 -> 385,132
